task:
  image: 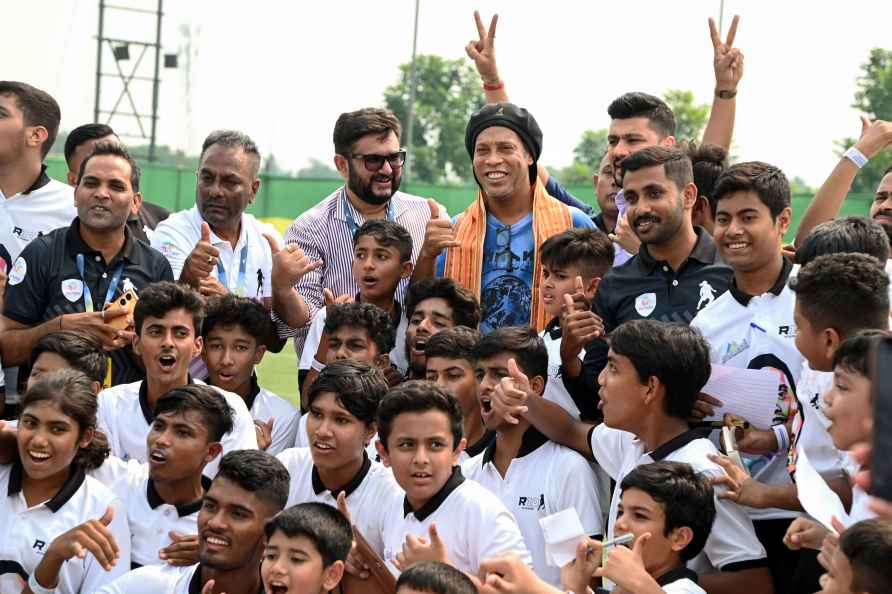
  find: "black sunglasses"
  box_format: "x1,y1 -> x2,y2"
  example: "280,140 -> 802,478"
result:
348,150 -> 407,172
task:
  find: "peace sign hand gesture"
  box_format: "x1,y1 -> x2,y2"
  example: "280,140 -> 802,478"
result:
709,15 -> 743,92
466,11 -> 500,85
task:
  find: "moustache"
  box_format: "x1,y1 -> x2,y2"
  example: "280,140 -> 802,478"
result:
633,215 -> 661,227
873,210 -> 892,220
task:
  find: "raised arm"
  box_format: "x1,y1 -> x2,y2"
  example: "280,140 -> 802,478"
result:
466,11 -> 508,104
702,15 -> 743,151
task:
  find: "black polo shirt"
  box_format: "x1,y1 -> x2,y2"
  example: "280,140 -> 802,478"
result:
4,218 -> 173,385
127,200 -> 170,244
564,227 -> 733,399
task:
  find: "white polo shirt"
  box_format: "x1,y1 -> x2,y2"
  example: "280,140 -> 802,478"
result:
276,447 -> 401,555
788,363 -> 847,482
242,377 -> 300,456
96,379 -> 258,477
461,429 -> 603,586
90,457 -> 209,568
589,425 -> 767,575
95,563 -> 199,594
297,303 -> 409,376
540,319 -> 583,419
691,259 -> 801,521
379,467 -> 531,575
151,206 -> 282,299
0,462 -> 131,594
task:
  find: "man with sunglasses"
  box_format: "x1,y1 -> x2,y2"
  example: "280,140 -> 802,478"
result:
278,108 -> 436,365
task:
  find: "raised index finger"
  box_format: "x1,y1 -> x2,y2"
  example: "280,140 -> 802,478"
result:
725,15 -> 739,47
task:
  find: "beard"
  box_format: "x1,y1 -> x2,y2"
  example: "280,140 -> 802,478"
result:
347,163 -> 401,206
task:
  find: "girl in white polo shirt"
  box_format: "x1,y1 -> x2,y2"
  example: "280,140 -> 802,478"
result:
0,369 -> 130,594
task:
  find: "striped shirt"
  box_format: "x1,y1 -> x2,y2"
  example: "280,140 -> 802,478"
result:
278,187 -> 434,356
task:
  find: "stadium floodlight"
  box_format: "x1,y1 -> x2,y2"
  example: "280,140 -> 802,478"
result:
164,53 -> 178,68
113,44 -> 130,61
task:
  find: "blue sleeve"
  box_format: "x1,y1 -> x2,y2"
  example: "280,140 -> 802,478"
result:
570,208 -> 596,229
435,252 -> 445,277
545,176 -> 594,215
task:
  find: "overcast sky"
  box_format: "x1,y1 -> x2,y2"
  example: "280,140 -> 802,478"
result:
6,0 -> 892,185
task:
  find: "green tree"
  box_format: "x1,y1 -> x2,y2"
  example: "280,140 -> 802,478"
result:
573,129 -> 608,170
297,158 -> 339,179
384,55 -> 485,184
663,89 -> 709,142
837,48 -> 892,193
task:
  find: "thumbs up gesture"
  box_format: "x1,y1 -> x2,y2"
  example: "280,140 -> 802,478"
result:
181,222 -> 221,285
419,199 -> 460,261
490,358 -> 534,425
560,276 -> 604,365
395,523 -> 450,570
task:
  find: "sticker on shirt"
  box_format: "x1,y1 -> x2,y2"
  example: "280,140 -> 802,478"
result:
8,256 -> 26,285
121,277 -> 136,293
697,280 -> 717,310
159,241 -> 176,256
635,292 -> 656,317
61,278 -> 84,302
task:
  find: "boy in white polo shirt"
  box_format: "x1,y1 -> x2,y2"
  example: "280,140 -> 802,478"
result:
462,326 -> 602,587
276,360 -> 401,559
490,320 -> 772,593
202,294 -> 299,454
96,282 -> 257,477
372,381 -> 531,576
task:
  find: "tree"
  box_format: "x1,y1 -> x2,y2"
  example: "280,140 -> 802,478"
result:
837,48 -> 892,193
550,128 -> 608,185
297,158 -> 340,179
663,89 -> 709,143
384,55 -> 485,184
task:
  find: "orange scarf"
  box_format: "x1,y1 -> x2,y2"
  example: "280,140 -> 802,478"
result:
443,180 -> 573,330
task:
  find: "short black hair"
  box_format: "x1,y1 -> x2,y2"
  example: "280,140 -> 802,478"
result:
0,81 -> 61,158
539,228 -> 615,280
609,321 -> 711,419
396,561 -> 477,594
620,146 -> 693,191
685,141 -> 728,210
135,281 -> 205,336
713,161 -> 791,219
306,360 -> 388,426
406,278 -> 481,330
324,302 -> 396,354
263,502 -> 353,568
200,129 -> 261,176
154,385 -> 235,443
832,330 -> 889,379
789,253 -> 890,337
377,381 -> 463,452
215,449 -> 290,511
620,461 -> 716,562
840,519 -> 892,594
333,108 -> 402,156
474,326 -> 548,381
64,123 -> 116,167
424,326 -> 482,366
354,219 -> 413,263
607,92 -> 676,139
202,294 -> 274,342
30,331 -> 107,385
796,216 -> 890,265
77,141 -> 141,192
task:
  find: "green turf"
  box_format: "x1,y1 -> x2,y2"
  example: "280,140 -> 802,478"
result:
256,339 -> 302,407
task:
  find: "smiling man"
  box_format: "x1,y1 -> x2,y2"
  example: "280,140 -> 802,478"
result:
1,142 -> 173,386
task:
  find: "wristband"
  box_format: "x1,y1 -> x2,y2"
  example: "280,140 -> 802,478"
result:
483,80 -> 504,91
772,424 -> 789,454
843,146 -> 869,169
28,573 -> 56,594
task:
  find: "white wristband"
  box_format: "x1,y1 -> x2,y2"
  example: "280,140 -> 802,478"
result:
844,146 -> 869,169
28,573 -> 56,594
772,424 -> 789,454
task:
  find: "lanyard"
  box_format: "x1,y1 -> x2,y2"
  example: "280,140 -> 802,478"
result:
341,187 -> 396,236
75,253 -> 124,312
217,244 -> 249,297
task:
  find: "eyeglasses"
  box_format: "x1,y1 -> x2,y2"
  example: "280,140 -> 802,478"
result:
495,225 -> 514,272
348,150 -> 407,172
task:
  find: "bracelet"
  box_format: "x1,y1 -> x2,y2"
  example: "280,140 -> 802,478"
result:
843,146 -> 869,169
772,424 -> 789,454
715,88 -> 737,99
28,573 -> 56,594
483,80 -> 504,91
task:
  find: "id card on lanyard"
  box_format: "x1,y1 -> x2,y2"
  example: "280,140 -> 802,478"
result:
76,253 -> 124,388
217,244 -> 249,297
341,188 -> 396,235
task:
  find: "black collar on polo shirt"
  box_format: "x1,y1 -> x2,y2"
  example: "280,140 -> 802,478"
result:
464,429 -> 496,459
188,564 -> 264,594
22,164 -> 51,195
8,461 -> 86,512
655,566 -> 699,586
244,373 -> 261,411
648,428 -> 708,462
544,316 -> 562,340
65,217 -> 138,264
728,256 -> 793,307
403,466 -> 465,521
637,226 -> 719,274
312,451 -> 372,499
481,426 -> 549,466
146,474 -> 213,517
139,376 -> 195,424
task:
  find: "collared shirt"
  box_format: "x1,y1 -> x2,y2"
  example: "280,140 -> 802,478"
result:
280,187 -> 434,354
788,362 -> 847,482
380,466 -> 531,575
541,317 -> 585,420
0,462 -> 131,593
588,424 -> 767,575
96,378 -> 258,477
90,457 -> 209,567
97,563 -> 265,594
462,428 -> 603,586
242,375 -> 300,456
127,201 -> 170,244
458,430 -> 496,464
3,218 -> 174,386
657,568 -> 706,594
151,206 -> 281,299
276,447 -> 402,556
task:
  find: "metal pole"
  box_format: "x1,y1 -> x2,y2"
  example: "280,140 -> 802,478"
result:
719,0 -> 725,35
148,0 -> 163,162
404,0 -> 420,180
94,0 -> 105,123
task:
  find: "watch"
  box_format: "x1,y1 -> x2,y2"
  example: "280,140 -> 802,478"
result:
715,89 -> 737,99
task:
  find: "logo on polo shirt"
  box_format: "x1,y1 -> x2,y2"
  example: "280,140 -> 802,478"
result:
61,279 -> 84,302
635,292 -> 656,317
778,325 -> 792,336
721,338 -> 749,364
33,539 -> 46,552
8,257 -> 26,285
697,281 -> 717,311
517,494 -> 545,511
